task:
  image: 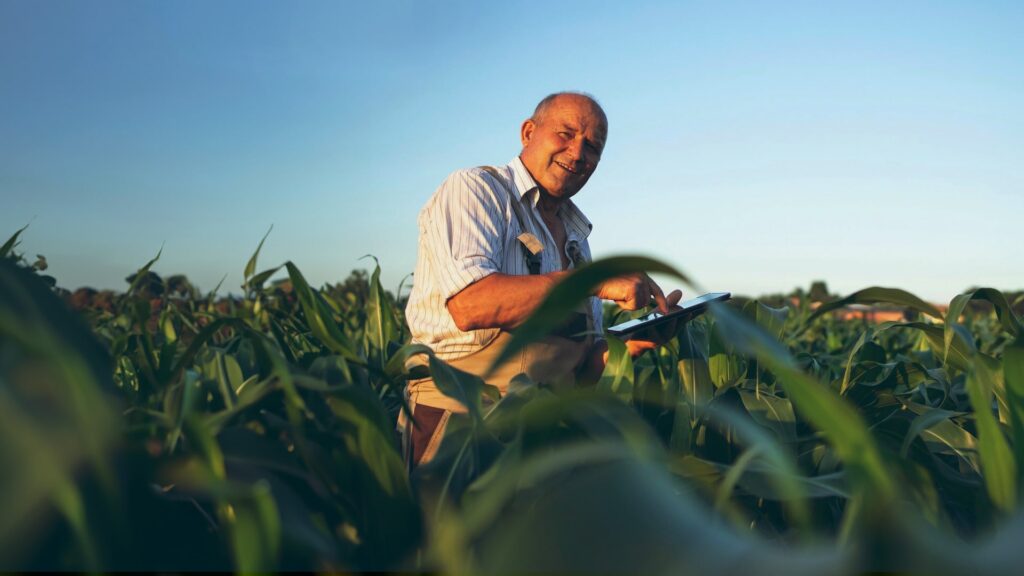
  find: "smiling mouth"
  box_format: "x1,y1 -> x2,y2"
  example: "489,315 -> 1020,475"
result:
554,161 -> 579,175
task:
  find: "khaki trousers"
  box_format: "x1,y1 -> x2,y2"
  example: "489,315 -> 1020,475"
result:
400,331 -> 590,467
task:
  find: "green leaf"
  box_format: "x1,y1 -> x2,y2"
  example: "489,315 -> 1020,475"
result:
285,261 -> 362,363
324,385 -> 421,565
678,321 -> 713,428
361,255 -> 399,371
946,288 -> 1022,364
596,334 -> 633,403
895,321 -> 975,372
228,480 -> 281,573
244,225 -> 273,282
0,223 -> 28,258
708,320 -> 744,389
487,255 -> 694,376
703,402 -> 810,533
125,245 -> 163,298
901,401 -> 980,474
710,302 -> 895,502
1003,336 -> 1024,489
429,355 -> 499,424
246,265 -> 284,294
736,389 -> 796,443
966,360 -> 1017,513
899,407 -> 970,459
744,300 -> 790,340
443,440 -> 843,575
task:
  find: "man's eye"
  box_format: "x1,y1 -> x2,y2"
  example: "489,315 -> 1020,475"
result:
558,131 -> 572,139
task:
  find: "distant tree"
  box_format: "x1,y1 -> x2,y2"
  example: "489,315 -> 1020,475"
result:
165,274 -> 199,299
329,269 -> 371,304
124,271 -> 164,299
808,281 -> 831,303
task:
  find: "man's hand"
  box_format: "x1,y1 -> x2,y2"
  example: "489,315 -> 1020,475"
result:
596,273 -> 680,314
611,288 -> 684,360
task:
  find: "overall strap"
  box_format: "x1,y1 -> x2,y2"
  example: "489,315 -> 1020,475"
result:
479,166 -> 543,275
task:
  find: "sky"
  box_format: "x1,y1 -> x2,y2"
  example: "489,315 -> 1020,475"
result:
2,0 -> 1022,304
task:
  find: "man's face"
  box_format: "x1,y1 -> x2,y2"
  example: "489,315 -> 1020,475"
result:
519,96 -> 607,200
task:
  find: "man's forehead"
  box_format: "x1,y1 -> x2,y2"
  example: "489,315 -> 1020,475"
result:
545,99 -> 607,135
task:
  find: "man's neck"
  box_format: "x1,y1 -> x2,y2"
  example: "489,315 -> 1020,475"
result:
536,188 -> 563,220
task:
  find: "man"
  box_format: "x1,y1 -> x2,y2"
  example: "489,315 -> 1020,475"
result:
403,92 -> 681,466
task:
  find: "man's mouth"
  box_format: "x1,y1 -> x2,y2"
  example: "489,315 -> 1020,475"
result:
554,160 -> 579,175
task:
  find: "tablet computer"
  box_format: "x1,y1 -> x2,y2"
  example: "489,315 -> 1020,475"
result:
606,291 -> 731,338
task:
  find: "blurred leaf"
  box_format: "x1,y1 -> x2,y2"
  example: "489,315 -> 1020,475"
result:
0,223 -> 28,258
966,360 -> 1017,513
325,385 -> 421,567
708,320 -> 744,389
678,321 -> 713,429
703,402 -> 810,534
447,440 -> 845,575
0,260 -> 120,570
1003,336 -> 1024,489
744,300 -> 790,340
228,480 -> 281,573
429,355 -> 499,424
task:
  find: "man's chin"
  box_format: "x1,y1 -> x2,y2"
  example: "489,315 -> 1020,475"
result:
539,175 -> 588,199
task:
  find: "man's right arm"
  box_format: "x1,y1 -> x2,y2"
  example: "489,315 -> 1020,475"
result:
446,271 -> 568,332
447,270 -> 674,332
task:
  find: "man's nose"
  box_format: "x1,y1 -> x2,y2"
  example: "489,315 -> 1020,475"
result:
565,138 -> 584,161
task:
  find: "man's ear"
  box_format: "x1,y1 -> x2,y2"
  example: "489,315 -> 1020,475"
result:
520,118 -> 535,147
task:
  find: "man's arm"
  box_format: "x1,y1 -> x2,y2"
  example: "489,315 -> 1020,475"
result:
449,268 -> 682,378
446,271 -> 569,332
447,270 -> 676,333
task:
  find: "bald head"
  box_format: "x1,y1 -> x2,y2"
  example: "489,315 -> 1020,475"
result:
530,92 -> 608,137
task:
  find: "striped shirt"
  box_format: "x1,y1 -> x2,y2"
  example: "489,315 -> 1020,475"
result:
406,156 -> 603,360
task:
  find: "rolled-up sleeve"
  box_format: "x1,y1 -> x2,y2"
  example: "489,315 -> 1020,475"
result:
420,169 -> 507,301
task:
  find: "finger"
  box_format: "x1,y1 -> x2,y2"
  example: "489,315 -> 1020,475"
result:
667,289 -> 683,308
646,275 -> 669,314
625,339 -> 658,358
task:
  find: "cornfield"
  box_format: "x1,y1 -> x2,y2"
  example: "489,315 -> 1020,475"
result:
3,225 -> 1024,574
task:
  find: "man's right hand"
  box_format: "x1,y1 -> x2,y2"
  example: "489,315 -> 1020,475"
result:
595,273 -> 679,314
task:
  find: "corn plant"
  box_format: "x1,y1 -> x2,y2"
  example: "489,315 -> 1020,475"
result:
3,226 -> 1024,574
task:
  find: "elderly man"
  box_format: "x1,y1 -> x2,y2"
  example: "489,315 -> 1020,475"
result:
403,92 -> 681,466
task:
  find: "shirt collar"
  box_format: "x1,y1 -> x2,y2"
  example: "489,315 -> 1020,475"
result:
508,156 -> 593,240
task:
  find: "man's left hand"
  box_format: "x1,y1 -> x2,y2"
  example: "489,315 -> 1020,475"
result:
607,289 -> 684,360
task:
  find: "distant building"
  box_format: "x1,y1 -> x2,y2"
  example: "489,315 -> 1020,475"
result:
832,303 -> 949,323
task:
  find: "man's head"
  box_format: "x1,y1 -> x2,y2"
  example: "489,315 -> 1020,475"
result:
519,92 -> 608,201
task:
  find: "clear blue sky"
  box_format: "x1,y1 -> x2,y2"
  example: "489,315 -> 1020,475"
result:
2,0 -> 1021,304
